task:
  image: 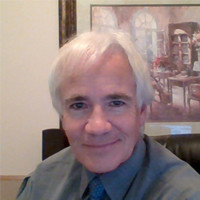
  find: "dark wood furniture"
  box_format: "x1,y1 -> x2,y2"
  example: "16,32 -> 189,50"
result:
169,22 -> 199,72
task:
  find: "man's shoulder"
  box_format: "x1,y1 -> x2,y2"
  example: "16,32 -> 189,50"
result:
144,134 -> 191,168
17,147 -> 81,199
143,134 -> 200,178
40,147 -> 74,168
35,147 -> 80,177
142,135 -> 200,199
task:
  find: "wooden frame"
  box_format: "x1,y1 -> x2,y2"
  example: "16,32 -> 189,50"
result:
59,0 -> 76,47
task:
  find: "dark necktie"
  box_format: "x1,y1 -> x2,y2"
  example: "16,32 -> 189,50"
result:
88,176 -> 105,200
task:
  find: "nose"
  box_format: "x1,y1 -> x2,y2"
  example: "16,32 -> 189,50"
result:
85,105 -> 112,135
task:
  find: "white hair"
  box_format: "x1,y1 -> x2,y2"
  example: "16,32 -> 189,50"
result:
49,31 -> 154,114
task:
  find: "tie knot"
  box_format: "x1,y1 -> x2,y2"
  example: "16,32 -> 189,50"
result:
88,176 -> 105,200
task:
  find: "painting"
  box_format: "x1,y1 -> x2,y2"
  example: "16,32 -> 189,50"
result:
59,0 -> 200,126
91,5 -> 200,122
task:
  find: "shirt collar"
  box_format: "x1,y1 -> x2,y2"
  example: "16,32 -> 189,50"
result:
80,136 -> 145,200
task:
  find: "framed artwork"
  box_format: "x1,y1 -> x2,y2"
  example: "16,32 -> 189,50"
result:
59,0 -> 200,134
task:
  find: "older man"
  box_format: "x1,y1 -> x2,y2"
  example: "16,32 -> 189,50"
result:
17,31 -> 200,200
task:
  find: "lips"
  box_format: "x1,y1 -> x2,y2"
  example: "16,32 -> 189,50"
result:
83,139 -> 120,148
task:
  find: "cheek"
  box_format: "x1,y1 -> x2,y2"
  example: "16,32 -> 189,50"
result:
115,109 -> 140,128
113,110 -> 141,141
61,115 -> 84,143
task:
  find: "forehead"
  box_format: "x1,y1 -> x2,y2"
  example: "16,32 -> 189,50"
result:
60,50 -> 136,99
65,47 -> 134,80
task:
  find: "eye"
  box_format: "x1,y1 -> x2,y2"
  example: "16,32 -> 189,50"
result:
109,100 -> 125,107
70,102 -> 87,110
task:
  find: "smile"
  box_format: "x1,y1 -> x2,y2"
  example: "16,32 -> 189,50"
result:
83,140 -> 120,148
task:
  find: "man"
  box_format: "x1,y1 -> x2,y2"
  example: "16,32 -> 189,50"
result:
17,31 -> 200,200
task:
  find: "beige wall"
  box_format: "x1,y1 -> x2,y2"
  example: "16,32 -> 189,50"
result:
1,0 -> 59,175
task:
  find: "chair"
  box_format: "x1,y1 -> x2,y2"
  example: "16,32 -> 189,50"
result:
42,129 -> 200,173
187,83 -> 200,111
152,134 -> 200,174
151,74 -> 171,104
42,129 -> 69,160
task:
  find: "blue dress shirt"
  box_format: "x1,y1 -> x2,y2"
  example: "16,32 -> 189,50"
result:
16,135 -> 200,200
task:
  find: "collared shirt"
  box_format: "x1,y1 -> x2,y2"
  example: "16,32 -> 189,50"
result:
16,135 -> 200,200
80,138 -> 145,200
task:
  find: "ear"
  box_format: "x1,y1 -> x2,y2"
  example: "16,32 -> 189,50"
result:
139,104 -> 147,126
60,114 -> 63,120
59,115 -> 66,131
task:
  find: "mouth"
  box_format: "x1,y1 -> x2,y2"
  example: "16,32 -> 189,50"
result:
83,139 -> 120,148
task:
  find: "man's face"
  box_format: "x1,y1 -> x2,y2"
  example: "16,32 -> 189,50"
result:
60,50 -> 146,173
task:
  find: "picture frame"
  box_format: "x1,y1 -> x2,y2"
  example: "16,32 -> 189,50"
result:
59,0 -> 200,135
59,0 -> 200,43
59,0 -> 76,47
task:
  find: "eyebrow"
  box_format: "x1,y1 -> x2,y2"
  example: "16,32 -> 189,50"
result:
104,93 -> 132,101
64,95 -> 89,104
64,93 -> 132,104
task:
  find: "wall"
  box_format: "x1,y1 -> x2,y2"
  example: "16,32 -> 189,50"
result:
0,0 -> 59,175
